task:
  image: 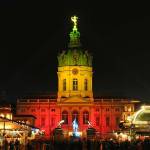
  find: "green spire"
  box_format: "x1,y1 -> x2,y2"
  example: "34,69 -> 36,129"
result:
68,16 -> 81,48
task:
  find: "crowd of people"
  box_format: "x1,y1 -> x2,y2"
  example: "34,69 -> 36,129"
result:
2,139 -> 20,150
1,137 -> 150,149
27,137 -> 150,150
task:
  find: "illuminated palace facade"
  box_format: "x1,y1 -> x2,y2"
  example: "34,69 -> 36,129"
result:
16,16 -> 139,138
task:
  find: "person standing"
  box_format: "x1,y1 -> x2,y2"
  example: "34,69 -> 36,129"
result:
15,139 -> 20,150
9,140 -> 15,150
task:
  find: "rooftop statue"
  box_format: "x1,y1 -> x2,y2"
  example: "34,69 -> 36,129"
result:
71,16 -> 78,32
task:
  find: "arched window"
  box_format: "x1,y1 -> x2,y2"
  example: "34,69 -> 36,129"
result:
84,79 -> 88,91
73,78 -> 78,91
62,111 -> 68,124
63,79 -> 66,91
83,111 -> 89,124
72,110 -> 79,123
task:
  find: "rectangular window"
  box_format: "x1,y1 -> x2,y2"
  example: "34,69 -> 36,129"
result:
106,117 -> 110,127
84,79 -> 88,91
115,108 -> 120,112
96,117 -> 100,126
63,79 -> 66,91
21,109 -> 25,112
106,108 -> 109,112
73,79 -> 78,91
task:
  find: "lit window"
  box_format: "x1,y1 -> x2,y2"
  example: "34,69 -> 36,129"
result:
128,107 -> 132,112
84,79 -> 88,91
73,78 -> 78,91
6,114 -> 11,119
63,79 -> 66,91
106,117 -> 110,127
62,111 -> 68,124
83,111 -> 89,124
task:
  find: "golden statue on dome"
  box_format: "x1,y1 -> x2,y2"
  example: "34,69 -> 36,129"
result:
71,15 -> 78,31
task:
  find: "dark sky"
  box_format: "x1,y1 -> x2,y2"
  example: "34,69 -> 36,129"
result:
1,1 -> 150,102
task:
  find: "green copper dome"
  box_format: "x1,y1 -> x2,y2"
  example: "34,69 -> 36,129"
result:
58,16 -> 92,67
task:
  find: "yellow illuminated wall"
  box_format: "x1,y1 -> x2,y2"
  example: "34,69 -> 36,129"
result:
57,66 -> 93,101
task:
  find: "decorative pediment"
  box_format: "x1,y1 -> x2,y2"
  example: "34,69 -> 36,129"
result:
62,96 -> 89,103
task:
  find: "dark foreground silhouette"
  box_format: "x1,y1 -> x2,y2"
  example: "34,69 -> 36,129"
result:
2,138 -> 150,150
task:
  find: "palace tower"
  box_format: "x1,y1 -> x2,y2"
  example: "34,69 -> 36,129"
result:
57,16 -> 93,101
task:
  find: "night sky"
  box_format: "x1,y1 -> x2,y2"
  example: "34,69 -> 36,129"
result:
1,1 -> 150,102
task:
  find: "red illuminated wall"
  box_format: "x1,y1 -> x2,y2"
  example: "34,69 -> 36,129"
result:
16,98 -> 135,138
